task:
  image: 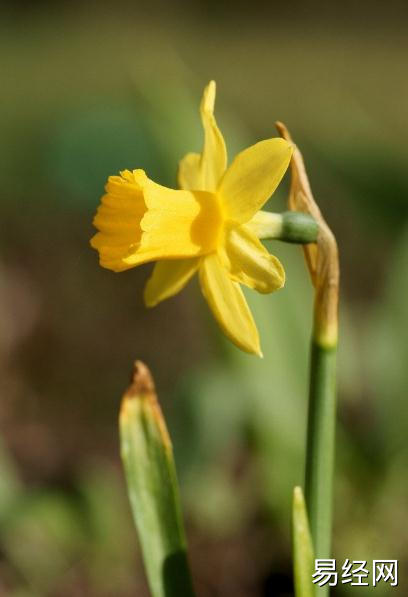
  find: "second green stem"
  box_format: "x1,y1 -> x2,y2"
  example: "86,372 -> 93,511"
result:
305,339 -> 337,592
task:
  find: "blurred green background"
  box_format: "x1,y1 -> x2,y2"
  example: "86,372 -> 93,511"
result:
1,1 -> 408,595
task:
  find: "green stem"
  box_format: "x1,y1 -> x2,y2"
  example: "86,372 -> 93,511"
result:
276,120 -> 339,596
305,339 -> 337,594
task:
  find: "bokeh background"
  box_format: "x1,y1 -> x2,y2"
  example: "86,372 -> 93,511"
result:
1,1 -> 408,595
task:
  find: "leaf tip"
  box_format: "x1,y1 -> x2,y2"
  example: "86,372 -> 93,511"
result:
127,360 -> 156,397
120,360 -> 172,451
120,360 -> 156,420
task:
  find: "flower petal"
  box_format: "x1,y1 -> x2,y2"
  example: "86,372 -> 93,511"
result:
144,258 -> 200,307
199,253 -> 261,356
178,152 -> 201,191
178,81 -> 227,192
218,138 -> 292,224
220,225 -> 285,293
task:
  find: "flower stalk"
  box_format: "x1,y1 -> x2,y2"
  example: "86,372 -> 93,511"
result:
277,123 -> 339,592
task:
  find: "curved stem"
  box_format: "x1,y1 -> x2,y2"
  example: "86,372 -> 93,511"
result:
275,122 -> 339,596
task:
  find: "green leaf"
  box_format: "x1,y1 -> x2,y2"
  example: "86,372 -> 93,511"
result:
293,486 -> 315,597
119,361 -> 195,597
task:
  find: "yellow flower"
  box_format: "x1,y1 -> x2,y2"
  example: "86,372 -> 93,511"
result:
91,82 -> 292,355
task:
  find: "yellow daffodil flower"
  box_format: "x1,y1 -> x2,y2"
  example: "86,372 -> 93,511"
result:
91,82 -> 292,355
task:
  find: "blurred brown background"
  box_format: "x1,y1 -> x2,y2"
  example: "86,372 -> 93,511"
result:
1,1 -> 408,595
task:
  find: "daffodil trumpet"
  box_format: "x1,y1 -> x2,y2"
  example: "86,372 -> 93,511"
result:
91,82 -> 318,355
